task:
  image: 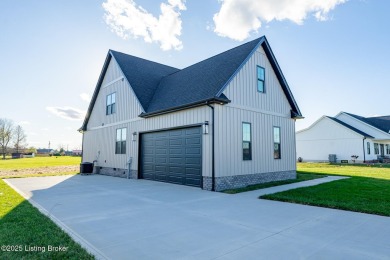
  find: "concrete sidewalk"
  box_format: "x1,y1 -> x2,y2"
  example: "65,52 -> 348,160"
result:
235,176 -> 349,198
5,175 -> 390,260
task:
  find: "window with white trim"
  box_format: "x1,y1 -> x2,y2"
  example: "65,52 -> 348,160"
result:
374,143 -> 379,155
367,142 -> 370,155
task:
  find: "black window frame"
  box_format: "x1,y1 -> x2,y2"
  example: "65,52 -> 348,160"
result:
257,66 -> 265,93
274,126 -> 281,159
242,122 -> 252,161
106,92 -> 116,115
367,142 -> 371,155
115,128 -> 126,154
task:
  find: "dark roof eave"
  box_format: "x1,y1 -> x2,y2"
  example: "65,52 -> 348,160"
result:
291,110 -> 304,119
139,97 -> 231,118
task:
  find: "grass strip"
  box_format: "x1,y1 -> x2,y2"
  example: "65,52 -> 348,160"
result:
0,179 -> 94,259
261,177 -> 390,217
223,173 -> 325,194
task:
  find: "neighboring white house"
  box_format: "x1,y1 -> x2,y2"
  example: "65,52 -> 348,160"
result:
80,36 -> 303,191
296,112 -> 390,163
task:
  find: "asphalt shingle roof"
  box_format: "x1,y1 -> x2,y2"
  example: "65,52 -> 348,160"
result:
327,116 -> 374,138
110,50 -> 180,110
146,38 -> 262,113
344,112 -> 390,134
80,36 -> 302,130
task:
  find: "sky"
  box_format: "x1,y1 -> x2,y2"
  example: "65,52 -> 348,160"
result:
1,0 -> 389,150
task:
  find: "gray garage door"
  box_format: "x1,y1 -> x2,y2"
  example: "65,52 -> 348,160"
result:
141,127 -> 202,187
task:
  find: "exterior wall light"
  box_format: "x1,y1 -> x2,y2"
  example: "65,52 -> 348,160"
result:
204,121 -> 209,134
132,132 -> 137,141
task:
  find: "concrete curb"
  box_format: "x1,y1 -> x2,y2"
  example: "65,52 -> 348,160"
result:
3,179 -> 109,260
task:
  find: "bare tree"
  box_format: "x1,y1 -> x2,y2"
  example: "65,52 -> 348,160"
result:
14,125 -> 27,153
0,118 -> 14,159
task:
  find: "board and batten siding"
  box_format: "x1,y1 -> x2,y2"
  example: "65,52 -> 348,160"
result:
83,58 -> 212,177
223,45 -> 291,117
87,58 -> 144,129
215,45 -> 296,177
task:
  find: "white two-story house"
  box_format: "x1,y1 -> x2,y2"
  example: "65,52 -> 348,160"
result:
80,36 -> 303,191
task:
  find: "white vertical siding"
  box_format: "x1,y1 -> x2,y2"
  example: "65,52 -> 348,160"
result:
214,44 -> 296,177
84,57 -> 212,176
87,59 -> 144,129
223,45 -> 291,116
214,106 -> 296,177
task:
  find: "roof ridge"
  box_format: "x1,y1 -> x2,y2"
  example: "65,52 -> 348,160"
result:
110,49 -> 179,70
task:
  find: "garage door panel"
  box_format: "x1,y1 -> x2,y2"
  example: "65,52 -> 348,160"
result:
186,137 -> 201,145
186,147 -> 201,155
186,157 -> 201,165
141,127 -> 202,188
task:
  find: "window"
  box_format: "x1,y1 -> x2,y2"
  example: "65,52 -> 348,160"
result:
106,93 -> 116,115
242,123 -> 252,160
274,127 -> 281,159
115,128 -> 126,154
386,144 -> 390,154
374,143 -> 379,155
367,142 -> 370,155
257,66 -> 265,93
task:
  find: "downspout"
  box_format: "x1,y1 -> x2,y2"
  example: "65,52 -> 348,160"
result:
363,137 -> 366,163
206,103 -> 215,191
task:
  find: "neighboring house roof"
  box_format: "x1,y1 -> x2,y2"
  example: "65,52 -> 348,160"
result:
37,149 -> 54,154
344,112 -> 390,134
80,36 -> 302,130
326,116 -> 374,138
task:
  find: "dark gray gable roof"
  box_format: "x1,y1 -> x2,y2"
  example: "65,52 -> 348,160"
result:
110,50 -> 180,110
80,36 -> 302,130
145,38 -> 262,114
327,117 -> 374,138
143,36 -> 302,117
344,112 -> 390,133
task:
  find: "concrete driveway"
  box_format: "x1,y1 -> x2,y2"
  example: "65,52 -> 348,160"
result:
5,175 -> 390,260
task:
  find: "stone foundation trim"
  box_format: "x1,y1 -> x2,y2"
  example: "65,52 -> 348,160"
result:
203,170 -> 296,191
94,166 -> 138,179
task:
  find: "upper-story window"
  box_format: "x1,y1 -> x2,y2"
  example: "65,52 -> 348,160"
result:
106,93 -> 116,115
257,66 -> 265,93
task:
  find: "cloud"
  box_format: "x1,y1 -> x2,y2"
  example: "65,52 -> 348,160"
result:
213,0 -> 347,41
102,0 -> 186,51
80,93 -> 90,102
46,107 -> 86,121
18,121 -> 31,125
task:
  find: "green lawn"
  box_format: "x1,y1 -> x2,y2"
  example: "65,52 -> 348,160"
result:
0,157 -> 81,170
261,163 -> 390,216
223,173 -> 325,194
297,162 -> 390,180
0,179 -> 94,259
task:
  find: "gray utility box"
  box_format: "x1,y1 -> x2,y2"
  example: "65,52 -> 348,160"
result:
328,154 -> 337,163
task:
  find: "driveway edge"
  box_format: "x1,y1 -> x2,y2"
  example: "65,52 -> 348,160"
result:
3,179 -> 109,260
